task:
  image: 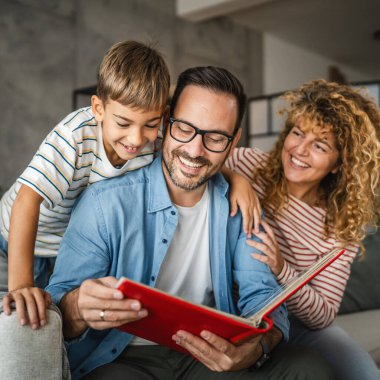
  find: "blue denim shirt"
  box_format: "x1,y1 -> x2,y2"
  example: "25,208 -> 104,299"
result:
47,155 -> 288,379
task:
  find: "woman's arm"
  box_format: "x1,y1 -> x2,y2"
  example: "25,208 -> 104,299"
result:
247,220 -> 357,329
221,166 -> 262,236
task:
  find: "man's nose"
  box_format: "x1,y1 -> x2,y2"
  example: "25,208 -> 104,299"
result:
186,133 -> 206,157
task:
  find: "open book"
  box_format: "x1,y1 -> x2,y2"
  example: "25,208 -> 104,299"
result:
116,248 -> 345,353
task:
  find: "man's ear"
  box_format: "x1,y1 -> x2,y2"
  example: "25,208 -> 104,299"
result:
91,95 -> 105,122
228,128 -> 242,157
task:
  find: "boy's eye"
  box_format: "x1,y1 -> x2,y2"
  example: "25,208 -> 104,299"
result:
145,124 -> 160,129
117,123 -> 130,128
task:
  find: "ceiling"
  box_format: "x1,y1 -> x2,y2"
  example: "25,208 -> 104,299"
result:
176,0 -> 380,79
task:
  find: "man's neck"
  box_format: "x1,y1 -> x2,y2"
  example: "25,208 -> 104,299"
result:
162,163 -> 207,207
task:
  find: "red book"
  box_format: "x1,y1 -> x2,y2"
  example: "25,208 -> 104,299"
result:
116,248 -> 345,353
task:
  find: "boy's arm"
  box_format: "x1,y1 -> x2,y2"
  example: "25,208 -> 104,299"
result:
2,185 -> 51,328
221,166 -> 261,236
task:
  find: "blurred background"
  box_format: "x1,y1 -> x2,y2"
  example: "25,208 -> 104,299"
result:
1,0 -> 380,189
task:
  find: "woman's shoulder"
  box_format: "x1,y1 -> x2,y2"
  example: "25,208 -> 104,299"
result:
228,147 -> 268,171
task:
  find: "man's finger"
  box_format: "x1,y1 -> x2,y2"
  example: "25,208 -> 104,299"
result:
200,330 -> 235,355
173,331 -> 220,370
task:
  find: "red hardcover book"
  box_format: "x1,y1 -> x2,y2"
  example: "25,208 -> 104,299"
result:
116,248 -> 345,353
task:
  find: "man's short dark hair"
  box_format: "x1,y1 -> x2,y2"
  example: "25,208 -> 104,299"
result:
170,66 -> 247,131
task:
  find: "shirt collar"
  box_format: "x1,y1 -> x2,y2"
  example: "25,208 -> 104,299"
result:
147,153 -> 230,213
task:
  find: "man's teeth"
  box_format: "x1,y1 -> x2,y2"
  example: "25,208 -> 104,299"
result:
291,156 -> 309,168
179,156 -> 203,168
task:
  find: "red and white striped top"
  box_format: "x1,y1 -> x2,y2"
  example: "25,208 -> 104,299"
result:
227,147 -> 358,329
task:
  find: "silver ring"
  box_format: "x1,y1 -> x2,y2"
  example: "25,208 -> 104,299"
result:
99,310 -> 105,321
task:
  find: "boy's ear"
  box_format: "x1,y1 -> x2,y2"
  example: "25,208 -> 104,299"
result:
91,95 -> 105,122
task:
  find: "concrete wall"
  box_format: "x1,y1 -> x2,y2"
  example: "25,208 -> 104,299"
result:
0,0 -> 260,189
0,0 -> 76,190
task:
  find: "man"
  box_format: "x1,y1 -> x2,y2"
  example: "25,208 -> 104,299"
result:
47,67 -> 333,379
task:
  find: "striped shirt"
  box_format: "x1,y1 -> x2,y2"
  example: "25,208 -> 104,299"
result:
227,147 -> 358,329
0,107 -> 157,257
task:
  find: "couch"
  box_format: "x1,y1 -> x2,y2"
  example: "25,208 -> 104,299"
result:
336,228 -> 380,368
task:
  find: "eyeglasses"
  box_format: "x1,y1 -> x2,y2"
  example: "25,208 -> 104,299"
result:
169,117 -> 236,153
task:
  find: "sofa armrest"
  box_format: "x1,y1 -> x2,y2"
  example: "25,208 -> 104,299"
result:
0,303 -> 70,379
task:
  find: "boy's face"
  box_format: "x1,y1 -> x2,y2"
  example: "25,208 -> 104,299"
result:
92,96 -> 163,166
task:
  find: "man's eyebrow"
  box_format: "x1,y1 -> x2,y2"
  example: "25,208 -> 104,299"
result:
113,114 -> 161,122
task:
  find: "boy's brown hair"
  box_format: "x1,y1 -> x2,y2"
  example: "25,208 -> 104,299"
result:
97,40 -> 170,110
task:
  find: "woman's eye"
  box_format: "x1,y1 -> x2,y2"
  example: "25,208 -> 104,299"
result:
117,123 -> 130,128
315,144 -> 326,152
145,124 -> 159,129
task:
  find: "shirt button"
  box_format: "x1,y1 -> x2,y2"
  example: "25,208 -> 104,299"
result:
111,348 -> 117,354
151,275 -> 155,281
162,239 -> 167,244
171,210 -> 176,215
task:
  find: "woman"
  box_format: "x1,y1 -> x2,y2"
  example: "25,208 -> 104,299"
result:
228,79 -> 380,380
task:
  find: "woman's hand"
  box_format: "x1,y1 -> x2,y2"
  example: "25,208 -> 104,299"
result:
225,169 -> 262,237
2,286 -> 52,329
247,220 -> 284,276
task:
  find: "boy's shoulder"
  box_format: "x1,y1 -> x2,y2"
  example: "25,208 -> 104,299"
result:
56,107 -> 97,134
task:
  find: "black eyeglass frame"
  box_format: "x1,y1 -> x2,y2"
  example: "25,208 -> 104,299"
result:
168,117 -> 237,153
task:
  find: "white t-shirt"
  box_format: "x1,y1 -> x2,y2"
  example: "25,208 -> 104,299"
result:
131,185 -> 214,345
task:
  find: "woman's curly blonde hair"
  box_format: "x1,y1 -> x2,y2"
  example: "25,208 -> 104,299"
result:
256,79 -> 380,249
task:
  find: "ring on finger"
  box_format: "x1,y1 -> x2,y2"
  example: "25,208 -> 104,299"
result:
99,309 -> 105,321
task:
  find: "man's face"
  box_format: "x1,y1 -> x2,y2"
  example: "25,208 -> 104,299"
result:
162,85 -> 240,191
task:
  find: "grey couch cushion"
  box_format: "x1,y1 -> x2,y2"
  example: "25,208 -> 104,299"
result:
336,309 -> 380,367
0,302 -> 70,379
339,229 -> 380,314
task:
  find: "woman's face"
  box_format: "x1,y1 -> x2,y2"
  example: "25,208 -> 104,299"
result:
281,119 -> 340,194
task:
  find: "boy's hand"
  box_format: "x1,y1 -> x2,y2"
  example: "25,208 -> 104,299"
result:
228,171 -> 261,237
172,330 -> 262,371
2,287 -> 52,329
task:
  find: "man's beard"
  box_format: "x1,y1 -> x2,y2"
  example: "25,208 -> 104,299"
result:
163,148 -> 216,191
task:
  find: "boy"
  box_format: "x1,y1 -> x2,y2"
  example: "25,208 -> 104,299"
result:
0,40 -> 170,327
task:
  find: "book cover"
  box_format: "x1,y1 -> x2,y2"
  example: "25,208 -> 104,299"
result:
116,248 -> 345,353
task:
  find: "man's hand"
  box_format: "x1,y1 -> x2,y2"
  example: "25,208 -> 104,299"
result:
60,276 -> 148,339
2,286 -> 51,329
172,330 -> 262,372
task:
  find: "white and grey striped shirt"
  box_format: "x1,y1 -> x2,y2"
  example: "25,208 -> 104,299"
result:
0,107 -> 157,257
